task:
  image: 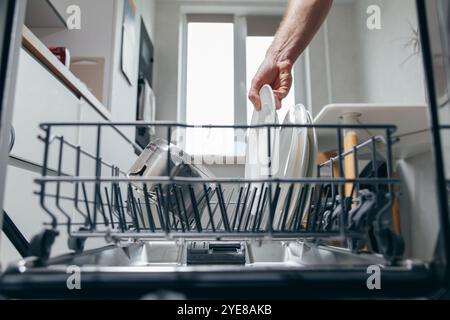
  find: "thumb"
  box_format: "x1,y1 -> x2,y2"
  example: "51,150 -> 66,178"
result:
248,85 -> 262,111
273,94 -> 282,110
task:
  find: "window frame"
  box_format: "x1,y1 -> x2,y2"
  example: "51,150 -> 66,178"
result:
177,5 -> 308,157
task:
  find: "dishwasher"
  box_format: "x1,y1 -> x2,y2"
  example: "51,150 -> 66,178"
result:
0,0 -> 450,299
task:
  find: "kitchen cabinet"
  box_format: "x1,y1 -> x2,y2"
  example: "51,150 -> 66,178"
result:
1,166 -> 71,263
10,48 -> 80,174
2,45 -> 138,264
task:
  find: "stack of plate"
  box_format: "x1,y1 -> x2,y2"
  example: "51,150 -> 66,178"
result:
245,85 -> 318,230
245,85 -> 279,182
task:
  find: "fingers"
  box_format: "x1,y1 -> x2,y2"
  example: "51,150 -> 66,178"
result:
248,78 -> 263,111
273,61 -> 293,109
248,59 -> 293,111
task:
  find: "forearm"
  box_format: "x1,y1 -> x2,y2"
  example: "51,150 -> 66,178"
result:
267,0 -> 333,64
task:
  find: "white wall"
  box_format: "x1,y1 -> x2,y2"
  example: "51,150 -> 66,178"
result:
327,2 -> 360,103
306,2 -> 359,116
153,0 -> 183,123
307,0 -> 426,116
31,0 -> 116,108
353,0 -> 426,104
136,0 -> 156,40
108,0 -> 155,141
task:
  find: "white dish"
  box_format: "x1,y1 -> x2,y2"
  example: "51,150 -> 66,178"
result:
295,110 -> 318,229
273,104 -> 310,229
245,85 -> 279,181
245,85 -> 279,220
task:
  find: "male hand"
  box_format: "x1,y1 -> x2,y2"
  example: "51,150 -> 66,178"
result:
248,56 -> 293,111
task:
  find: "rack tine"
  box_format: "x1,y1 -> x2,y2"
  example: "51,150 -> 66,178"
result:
280,184 -> 294,231
216,188 -> 234,230
351,145 -> 359,196
329,159 -> 337,208
142,183 -> 156,232
317,185 -> 331,232
207,191 -> 221,229
267,184 -> 280,231
293,185 -> 307,232
110,165 -> 115,210
112,184 -> 124,231
166,185 -> 178,231
237,185 -> 253,231
93,167 -> 101,227
155,185 -> 169,232
169,192 -> 179,232
203,184 -> 215,232
300,184 -> 312,231
116,185 -> 128,231
243,187 -> 258,231
216,184 -> 230,231
188,184 -> 203,232
310,185 -> 325,232
231,186 -> 244,230
112,184 -> 123,231
74,146 -> 81,212
136,198 -> 146,229
303,186 -> 315,231
127,183 -> 141,232
177,186 -> 190,231
92,126 -> 102,228
251,183 -> 265,230
81,182 -> 93,229
254,185 -> 268,232
371,136 -> 380,210
171,185 -> 185,232
96,186 -> 109,227
337,128 -> 347,238
236,184 -> 251,231
224,187 -> 235,211
306,186 -> 317,231
55,136 -> 72,234
224,188 -> 235,226
104,187 -> 115,229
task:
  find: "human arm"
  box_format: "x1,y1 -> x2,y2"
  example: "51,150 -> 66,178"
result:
248,0 -> 333,110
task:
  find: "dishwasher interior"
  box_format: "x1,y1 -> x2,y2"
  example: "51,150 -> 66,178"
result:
0,120 -> 439,299
1,0 -> 450,299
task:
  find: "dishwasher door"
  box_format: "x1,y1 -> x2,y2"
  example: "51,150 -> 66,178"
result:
0,0 -> 450,300
0,240 -> 436,299
0,0 -> 26,266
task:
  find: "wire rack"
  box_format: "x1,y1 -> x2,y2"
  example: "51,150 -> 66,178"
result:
32,121 -> 402,258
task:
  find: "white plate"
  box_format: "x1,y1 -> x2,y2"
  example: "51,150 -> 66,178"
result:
274,104 -> 310,229
245,85 -> 279,220
245,85 -> 279,181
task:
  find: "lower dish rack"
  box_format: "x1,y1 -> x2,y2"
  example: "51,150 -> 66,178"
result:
30,121 -> 404,262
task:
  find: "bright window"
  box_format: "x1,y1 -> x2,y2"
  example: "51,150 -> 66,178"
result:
185,21 -> 235,155
182,15 -> 296,156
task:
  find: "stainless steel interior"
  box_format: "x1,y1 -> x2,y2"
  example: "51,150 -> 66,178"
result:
40,240 -> 386,271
